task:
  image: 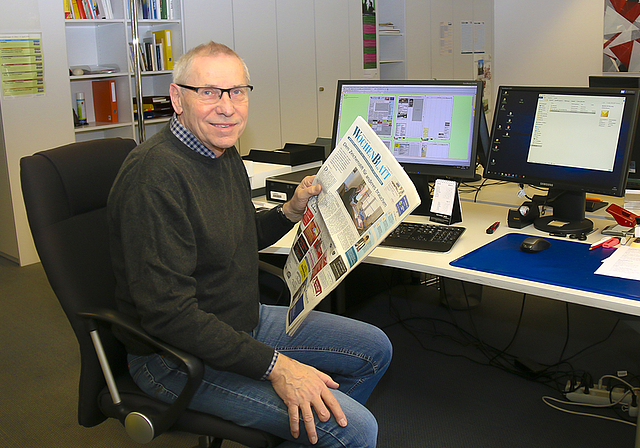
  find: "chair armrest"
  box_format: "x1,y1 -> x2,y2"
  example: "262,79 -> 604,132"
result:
258,260 -> 285,281
77,308 -> 203,440
258,260 -> 289,304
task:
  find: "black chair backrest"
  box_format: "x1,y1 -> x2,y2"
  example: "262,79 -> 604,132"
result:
20,138 -> 136,427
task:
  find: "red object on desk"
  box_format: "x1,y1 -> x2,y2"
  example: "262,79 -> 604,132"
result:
589,237 -> 619,250
605,203 -> 639,227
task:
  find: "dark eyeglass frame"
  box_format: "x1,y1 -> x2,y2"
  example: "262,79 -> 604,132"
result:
176,83 -> 254,101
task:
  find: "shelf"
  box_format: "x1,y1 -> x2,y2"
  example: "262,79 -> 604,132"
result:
131,19 -> 181,25
65,19 -> 123,26
134,116 -> 171,126
74,121 -> 132,133
139,70 -> 173,76
70,72 -> 129,80
380,60 -> 404,64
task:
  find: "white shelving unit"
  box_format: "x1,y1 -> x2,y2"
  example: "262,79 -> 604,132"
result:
377,0 -> 407,80
65,0 -> 184,143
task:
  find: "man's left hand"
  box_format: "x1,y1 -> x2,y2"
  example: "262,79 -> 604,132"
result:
281,176 -> 321,223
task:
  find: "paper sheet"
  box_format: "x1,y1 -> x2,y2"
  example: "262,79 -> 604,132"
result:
594,246 -> 640,281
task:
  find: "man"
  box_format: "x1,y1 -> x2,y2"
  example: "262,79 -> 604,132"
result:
108,41 -> 392,447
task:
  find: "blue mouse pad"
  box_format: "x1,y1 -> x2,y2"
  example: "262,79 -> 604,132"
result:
450,233 -> 640,301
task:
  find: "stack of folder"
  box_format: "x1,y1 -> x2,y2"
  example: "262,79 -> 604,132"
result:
133,95 -> 173,120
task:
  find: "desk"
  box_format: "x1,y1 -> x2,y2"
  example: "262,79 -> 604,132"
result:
260,182 -> 640,447
261,183 -> 640,317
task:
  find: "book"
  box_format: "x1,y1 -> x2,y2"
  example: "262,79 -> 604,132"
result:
155,41 -> 164,71
92,79 -> 118,123
161,0 -> 168,19
64,0 -> 73,19
74,0 -> 86,19
81,0 -> 95,19
101,0 -> 113,19
152,30 -> 173,70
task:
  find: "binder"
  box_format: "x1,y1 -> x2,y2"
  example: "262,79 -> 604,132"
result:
92,79 -> 119,123
152,29 -> 173,70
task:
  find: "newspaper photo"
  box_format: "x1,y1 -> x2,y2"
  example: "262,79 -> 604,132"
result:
284,116 -> 420,335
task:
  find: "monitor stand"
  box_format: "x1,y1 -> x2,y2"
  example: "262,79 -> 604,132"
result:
407,173 -> 433,216
533,189 -> 593,235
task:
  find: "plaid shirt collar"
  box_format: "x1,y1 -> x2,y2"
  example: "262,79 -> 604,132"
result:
170,114 -> 218,159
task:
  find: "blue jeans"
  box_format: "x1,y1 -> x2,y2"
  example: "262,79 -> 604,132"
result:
128,304 -> 392,447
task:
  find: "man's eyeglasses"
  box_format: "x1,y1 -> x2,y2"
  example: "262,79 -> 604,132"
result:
177,84 -> 253,104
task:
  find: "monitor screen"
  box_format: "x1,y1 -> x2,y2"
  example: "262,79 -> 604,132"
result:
484,85 -> 640,235
331,79 -> 484,215
588,76 -> 640,190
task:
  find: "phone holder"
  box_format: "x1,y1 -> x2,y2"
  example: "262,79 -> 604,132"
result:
507,201 -> 539,228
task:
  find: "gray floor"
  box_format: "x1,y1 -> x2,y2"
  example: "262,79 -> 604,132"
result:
3,255 -> 640,447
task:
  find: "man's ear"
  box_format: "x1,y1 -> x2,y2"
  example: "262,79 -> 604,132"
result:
169,83 -> 183,115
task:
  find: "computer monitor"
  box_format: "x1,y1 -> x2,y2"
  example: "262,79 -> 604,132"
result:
476,108 -> 491,173
484,85 -> 640,235
589,76 -> 640,190
331,79 -> 483,215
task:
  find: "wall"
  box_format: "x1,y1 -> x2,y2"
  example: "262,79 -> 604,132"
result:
493,0 -> 603,97
405,0 -> 493,81
0,0 -> 75,265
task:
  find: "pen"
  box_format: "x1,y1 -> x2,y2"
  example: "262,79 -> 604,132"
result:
486,221 -> 500,234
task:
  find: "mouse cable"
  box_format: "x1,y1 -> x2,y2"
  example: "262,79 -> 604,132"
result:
488,294 -> 527,365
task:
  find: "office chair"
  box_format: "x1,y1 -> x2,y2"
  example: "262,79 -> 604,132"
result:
20,138 -> 284,448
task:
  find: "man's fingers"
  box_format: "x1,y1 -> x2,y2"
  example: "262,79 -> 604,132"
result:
288,405 -> 300,439
301,404 -> 318,444
321,389 -> 347,427
311,396 -> 331,423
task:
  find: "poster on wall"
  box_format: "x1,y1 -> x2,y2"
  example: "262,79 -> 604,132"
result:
0,34 -> 44,97
362,0 -> 377,78
476,55 -> 492,113
461,21 -> 485,55
440,22 -> 453,56
603,0 -> 640,72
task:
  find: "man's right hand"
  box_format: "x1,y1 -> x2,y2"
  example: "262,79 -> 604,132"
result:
267,353 -> 347,444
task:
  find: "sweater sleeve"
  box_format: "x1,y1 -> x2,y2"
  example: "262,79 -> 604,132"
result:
112,179 -> 275,380
255,206 -> 295,250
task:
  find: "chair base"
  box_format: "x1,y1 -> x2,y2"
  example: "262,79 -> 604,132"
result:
197,435 -> 223,448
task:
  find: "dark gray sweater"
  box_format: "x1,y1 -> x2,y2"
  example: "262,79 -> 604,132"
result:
107,125 -> 294,380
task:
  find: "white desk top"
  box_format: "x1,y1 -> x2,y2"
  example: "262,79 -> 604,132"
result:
261,184 -> 640,317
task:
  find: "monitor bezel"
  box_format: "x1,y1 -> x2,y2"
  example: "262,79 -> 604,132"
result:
483,85 -> 640,199
330,79 -> 484,181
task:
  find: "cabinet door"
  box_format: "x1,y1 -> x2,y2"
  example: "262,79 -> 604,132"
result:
183,0 -> 234,49
315,0 -> 356,139
277,0 -> 318,145
233,0 -> 281,154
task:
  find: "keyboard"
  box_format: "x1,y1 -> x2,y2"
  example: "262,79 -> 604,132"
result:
381,222 -> 466,253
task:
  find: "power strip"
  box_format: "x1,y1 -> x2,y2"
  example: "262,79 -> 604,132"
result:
565,383 -> 634,406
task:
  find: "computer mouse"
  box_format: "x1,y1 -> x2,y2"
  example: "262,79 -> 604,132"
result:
520,236 -> 551,253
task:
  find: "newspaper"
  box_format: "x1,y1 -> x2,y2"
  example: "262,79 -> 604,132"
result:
284,116 -> 420,334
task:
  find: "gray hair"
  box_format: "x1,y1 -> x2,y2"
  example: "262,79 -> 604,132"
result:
172,41 -> 250,85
